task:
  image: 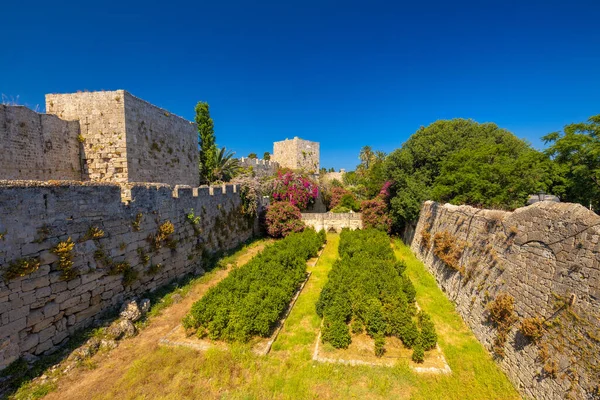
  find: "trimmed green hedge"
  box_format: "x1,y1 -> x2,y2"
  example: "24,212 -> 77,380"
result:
183,229 -> 325,342
316,229 -> 436,357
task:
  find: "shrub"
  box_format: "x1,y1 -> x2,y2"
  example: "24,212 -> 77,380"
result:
331,205 -> 351,213
411,340 -> 425,363
487,293 -> 517,357
374,333 -> 386,357
418,311 -> 437,350
421,226 -> 431,248
272,171 -> 318,210
338,193 -> 359,211
51,238 -> 77,281
183,229 -> 325,342
351,319 -> 364,334
3,257 -> 40,281
317,229 -> 432,356
329,186 -> 351,209
322,318 -> 352,349
360,197 -> 391,233
265,202 -> 305,238
432,231 -> 463,271
520,317 -> 544,342
399,318 -> 420,348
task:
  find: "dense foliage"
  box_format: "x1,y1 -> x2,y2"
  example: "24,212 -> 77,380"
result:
543,114 -> 600,210
183,229 -> 325,342
195,101 -> 217,184
384,119 -> 562,231
265,201 -> 305,238
316,229 -> 434,358
272,171 -> 319,210
360,197 -> 391,232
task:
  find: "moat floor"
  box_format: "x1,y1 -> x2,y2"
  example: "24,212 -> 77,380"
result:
38,235 -> 519,400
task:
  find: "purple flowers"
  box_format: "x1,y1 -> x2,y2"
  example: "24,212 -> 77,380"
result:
272,171 -> 319,210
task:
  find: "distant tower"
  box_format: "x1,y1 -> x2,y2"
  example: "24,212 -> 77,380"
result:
272,137 -> 320,173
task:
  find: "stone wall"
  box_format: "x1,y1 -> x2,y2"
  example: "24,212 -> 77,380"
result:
123,92 -> 198,186
0,181 -> 255,369
46,91 -> 128,183
0,105 -> 81,181
411,201 -> 600,400
301,212 -> 362,232
45,90 -> 199,186
238,157 -> 279,177
272,137 -> 319,173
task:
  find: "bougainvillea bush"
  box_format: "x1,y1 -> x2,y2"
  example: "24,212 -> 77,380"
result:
183,229 -> 325,342
360,197 -> 391,232
272,171 -> 319,210
265,201 -> 305,238
316,229 -> 435,359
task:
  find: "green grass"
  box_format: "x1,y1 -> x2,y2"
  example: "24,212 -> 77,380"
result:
36,234 -> 520,399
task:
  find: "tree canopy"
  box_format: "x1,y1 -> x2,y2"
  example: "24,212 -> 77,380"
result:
543,115 -> 600,210
385,119 -> 562,231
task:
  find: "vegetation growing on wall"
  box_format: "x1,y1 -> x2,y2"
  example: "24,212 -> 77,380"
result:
487,293 -> 517,357
51,238 -> 77,281
2,257 -> 40,281
316,229 -> 432,359
432,231 -> 463,272
182,229 -> 324,342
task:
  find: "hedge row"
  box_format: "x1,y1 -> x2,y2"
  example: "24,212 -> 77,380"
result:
183,229 -> 326,342
316,229 -> 437,359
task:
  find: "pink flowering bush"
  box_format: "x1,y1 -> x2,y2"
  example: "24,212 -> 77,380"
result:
265,202 -> 305,238
360,182 -> 393,232
272,171 -> 319,210
329,186 -> 351,209
361,197 -> 391,233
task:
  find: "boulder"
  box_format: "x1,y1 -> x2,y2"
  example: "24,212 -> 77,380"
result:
106,319 -> 136,340
119,299 -> 142,322
139,298 -> 151,314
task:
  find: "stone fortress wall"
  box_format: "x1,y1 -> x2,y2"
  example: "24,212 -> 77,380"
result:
45,90 -> 199,186
0,90 -> 255,369
411,201 -> 600,400
272,137 -> 319,173
238,157 -> 279,177
301,212 -> 362,232
0,181 -> 254,369
0,105 -> 81,181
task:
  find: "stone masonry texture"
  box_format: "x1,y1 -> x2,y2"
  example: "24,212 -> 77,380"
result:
0,105 -> 81,181
0,181 -> 255,369
272,137 -> 319,173
301,212 -> 362,232
411,201 -> 600,400
45,90 -> 199,186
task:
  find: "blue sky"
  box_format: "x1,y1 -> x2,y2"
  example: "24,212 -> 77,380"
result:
2,0 -> 599,171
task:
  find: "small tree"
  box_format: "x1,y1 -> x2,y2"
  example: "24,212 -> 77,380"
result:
265,202 -> 305,238
195,101 -> 217,184
263,152 -> 271,160
247,152 -> 258,159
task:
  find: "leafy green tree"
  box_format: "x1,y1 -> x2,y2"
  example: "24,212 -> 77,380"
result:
543,115 -> 600,210
247,152 -> 258,159
195,101 -> 217,184
263,151 -> 271,160
385,119 -> 562,232
212,147 -> 241,182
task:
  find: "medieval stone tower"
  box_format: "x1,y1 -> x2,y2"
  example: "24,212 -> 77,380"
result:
271,137 -> 319,173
